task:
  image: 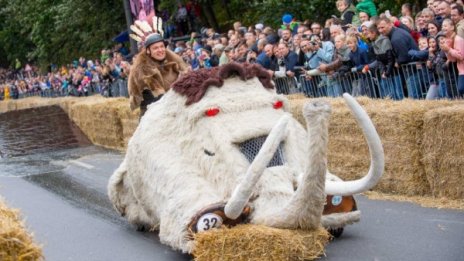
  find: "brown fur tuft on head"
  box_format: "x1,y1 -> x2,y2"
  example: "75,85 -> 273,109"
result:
171,62 -> 274,105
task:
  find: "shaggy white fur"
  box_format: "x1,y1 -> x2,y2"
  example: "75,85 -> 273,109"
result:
107,75 -> 384,253
322,210 -> 361,228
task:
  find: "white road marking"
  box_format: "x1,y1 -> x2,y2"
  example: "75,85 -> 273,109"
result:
69,160 -> 95,170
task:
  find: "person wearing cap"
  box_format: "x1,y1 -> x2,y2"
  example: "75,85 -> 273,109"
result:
356,0 -> 378,19
128,33 -> 188,116
280,14 -> 299,35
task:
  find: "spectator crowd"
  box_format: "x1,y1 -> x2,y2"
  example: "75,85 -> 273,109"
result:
168,0 -> 464,99
2,0 -> 463,101
0,44 -> 131,101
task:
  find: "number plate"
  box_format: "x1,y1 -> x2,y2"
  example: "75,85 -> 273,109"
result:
331,195 -> 343,206
196,213 -> 223,232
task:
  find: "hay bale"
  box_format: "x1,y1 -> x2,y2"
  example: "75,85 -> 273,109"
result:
0,97 -> 81,114
0,197 -> 43,261
193,224 -> 329,261
364,191 -> 464,210
422,104 -> 464,199
68,97 -> 125,150
0,99 -> 18,113
57,97 -> 81,114
285,93 -> 307,101
113,99 -> 140,149
289,97 -> 457,196
0,96 -> 135,151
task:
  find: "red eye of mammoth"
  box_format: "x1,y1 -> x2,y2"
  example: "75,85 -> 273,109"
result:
205,107 -> 220,117
273,100 -> 283,109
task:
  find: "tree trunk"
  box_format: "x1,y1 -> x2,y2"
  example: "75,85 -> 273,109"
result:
201,0 -> 219,32
222,0 -> 232,19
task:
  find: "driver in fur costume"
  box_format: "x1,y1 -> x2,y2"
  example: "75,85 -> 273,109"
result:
128,33 -> 188,115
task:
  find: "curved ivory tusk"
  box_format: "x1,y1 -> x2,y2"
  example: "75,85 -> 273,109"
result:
325,93 -> 385,196
224,115 -> 290,219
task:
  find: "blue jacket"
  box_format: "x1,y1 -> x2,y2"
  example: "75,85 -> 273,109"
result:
408,49 -> 429,61
349,47 -> 370,71
257,52 -> 272,70
316,41 -> 335,63
388,27 -> 419,64
273,51 -> 298,72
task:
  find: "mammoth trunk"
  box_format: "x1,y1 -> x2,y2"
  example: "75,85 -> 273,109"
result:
224,115 -> 290,220
265,101 -> 330,229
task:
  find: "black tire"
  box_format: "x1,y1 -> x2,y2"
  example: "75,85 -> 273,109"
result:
328,227 -> 344,238
136,223 -> 150,232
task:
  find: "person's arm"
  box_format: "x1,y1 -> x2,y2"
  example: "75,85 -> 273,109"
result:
352,51 -> 369,71
366,60 -> 379,71
446,36 -> 464,62
285,53 -> 298,76
384,49 -> 395,77
408,49 -> 429,61
319,55 -> 341,72
316,42 -> 334,63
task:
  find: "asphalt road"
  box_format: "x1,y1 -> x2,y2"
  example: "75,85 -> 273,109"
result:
1,146 -> 463,261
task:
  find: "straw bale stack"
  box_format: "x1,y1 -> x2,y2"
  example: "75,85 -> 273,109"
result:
113,100 -> 140,148
289,97 -> 457,196
0,197 -> 43,261
0,97 -> 81,114
15,97 -> 59,111
193,224 -> 329,261
57,97 -> 81,114
0,98 -> 20,113
422,103 -> 464,199
3,95 -> 464,200
68,97 -> 126,150
285,93 -> 307,101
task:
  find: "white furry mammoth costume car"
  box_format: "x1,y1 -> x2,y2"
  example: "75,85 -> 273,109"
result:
108,63 -> 384,253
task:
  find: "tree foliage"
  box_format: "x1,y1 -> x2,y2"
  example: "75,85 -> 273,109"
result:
0,0 -> 125,69
0,0 -> 422,69
158,0 -> 422,31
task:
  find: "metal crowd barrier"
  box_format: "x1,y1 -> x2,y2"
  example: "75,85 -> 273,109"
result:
273,62 -> 461,100
2,78 -> 129,100
273,77 -> 299,95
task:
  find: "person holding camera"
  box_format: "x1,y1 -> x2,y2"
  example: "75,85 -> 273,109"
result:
300,33 -> 334,77
269,43 -> 298,78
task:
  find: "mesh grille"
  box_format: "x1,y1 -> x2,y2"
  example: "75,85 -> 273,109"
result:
238,136 -> 285,167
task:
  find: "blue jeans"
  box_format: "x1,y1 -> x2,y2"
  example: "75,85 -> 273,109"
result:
380,74 -> 403,100
458,75 -> 464,97
405,72 -> 422,99
438,79 -> 448,98
301,76 -> 324,97
326,81 -> 342,97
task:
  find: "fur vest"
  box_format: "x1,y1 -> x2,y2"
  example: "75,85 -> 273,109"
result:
128,49 -> 188,110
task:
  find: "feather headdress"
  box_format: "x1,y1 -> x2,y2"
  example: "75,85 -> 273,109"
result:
129,16 -> 164,47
